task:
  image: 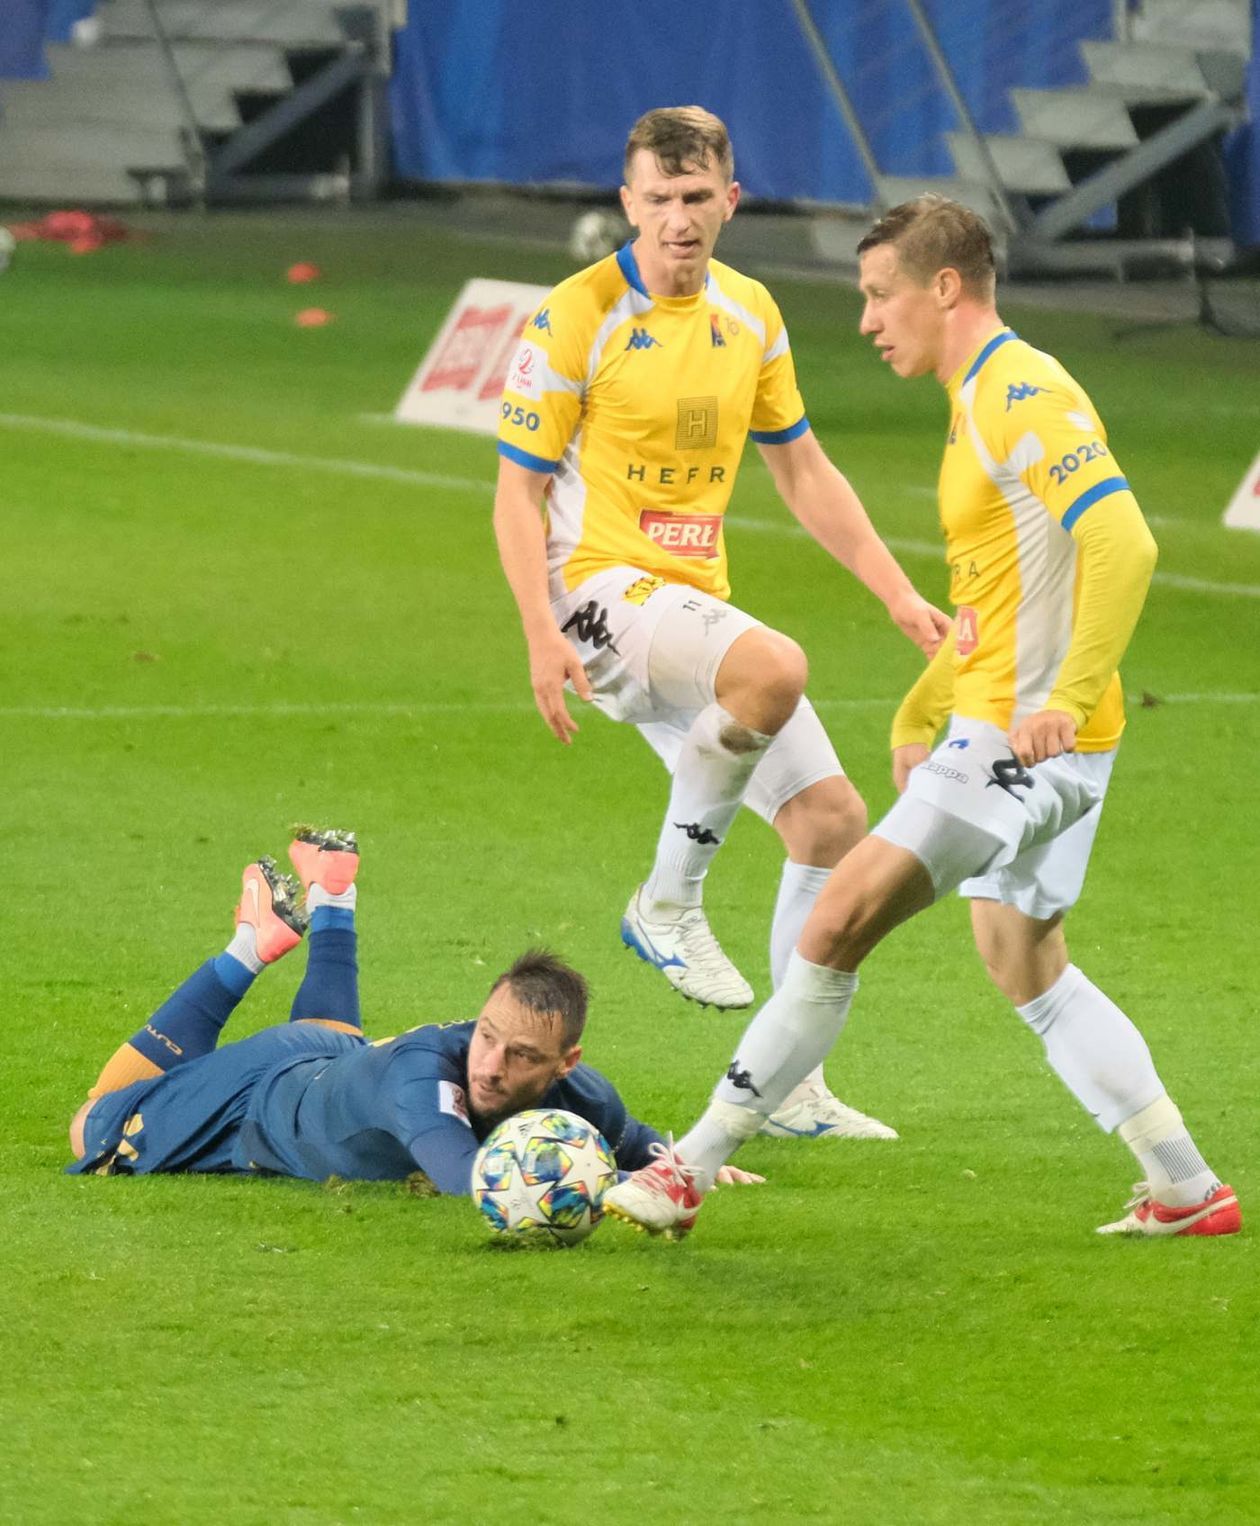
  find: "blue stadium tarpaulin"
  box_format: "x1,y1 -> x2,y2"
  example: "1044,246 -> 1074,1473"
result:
0,0 -> 51,78
388,0 -> 1113,203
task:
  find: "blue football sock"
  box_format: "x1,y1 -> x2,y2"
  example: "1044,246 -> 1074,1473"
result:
290,909 -> 360,1030
131,958 -> 251,1072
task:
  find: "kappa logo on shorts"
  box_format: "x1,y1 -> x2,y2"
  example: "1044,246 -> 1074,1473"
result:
987,756 -> 1035,797
923,762 -> 969,783
561,600 -> 620,653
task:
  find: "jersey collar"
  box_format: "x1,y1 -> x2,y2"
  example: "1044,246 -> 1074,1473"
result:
950,327 -> 1017,395
616,240 -> 650,297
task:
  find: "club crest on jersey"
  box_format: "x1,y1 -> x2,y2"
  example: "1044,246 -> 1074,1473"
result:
530,307 -> 552,334
625,328 -> 662,351
955,605 -> 980,656
709,314 -> 726,348
1005,382 -> 1046,410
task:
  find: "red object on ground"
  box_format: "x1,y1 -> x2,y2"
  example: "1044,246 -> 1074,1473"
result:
295,307 -> 333,327
287,262 -> 321,283
9,210 -> 133,248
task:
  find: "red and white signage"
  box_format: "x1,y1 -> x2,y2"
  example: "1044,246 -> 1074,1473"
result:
394,278 -> 551,435
1223,450 -> 1260,532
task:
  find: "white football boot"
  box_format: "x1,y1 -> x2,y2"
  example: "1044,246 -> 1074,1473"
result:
761,1080 -> 898,1140
620,886 -> 754,1010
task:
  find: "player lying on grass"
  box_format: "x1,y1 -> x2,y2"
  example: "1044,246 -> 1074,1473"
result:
68,828 -> 761,1194
603,196 -> 1240,1242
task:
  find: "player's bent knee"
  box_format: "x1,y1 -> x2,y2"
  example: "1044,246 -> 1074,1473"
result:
717,629 -> 807,730
775,777 -> 868,866
69,1100 -> 92,1159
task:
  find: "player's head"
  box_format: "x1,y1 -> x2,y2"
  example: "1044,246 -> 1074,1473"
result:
466,950 -> 588,1126
621,106 -> 739,290
856,196 -> 998,380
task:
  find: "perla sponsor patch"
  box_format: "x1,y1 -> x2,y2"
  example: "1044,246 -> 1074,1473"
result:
439,1080 -> 471,1125
639,510 -> 721,558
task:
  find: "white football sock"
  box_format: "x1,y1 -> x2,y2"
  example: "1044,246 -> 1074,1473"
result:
225,923 -> 263,975
1117,1094 -> 1219,1208
306,883 -> 357,911
678,952 -> 858,1178
643,702 -> 772,911
1015,964 -> 1164,1132
770,861 -> 833,1097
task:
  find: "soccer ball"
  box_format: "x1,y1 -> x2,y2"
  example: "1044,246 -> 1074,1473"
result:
568,210 -> 625,263
472,1108 -> 618,1246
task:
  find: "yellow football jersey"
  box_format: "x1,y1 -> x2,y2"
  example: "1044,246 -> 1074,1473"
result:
934,326 -> 1150,750
497,242 -> 807,600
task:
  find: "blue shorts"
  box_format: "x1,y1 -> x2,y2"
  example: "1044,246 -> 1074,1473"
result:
67,1024 -> 362,1176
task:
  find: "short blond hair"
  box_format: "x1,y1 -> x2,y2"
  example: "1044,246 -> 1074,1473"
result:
858,195 -> 996,300
624,106 -> 734,183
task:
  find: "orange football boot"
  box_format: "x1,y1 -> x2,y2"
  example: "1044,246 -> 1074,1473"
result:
235,858 -> 306,963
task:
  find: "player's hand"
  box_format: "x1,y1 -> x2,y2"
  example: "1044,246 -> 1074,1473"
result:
528,630 -> 594,744
712,1164 -> 766,1187
888,592 -> 952,658
892,743 -> 929,794
1007,709 -> 1076,766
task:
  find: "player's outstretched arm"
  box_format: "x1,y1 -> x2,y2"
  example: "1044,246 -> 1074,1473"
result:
492,458 -> 594,744
757,431 -> 949,656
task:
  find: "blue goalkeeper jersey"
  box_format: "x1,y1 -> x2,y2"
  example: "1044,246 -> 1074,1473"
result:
69,1021 -> 664,1196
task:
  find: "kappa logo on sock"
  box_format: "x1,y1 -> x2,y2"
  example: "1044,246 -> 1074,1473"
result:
675,821 -> 720,845
725,1062 -> 762,1098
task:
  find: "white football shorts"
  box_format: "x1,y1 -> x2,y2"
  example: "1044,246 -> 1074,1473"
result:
551,565 -> 843,825
873,716 -> 1114,918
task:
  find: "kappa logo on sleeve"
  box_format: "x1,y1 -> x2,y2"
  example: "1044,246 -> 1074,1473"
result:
438,1080 -> 471,1125
1005,382 -> 1047,410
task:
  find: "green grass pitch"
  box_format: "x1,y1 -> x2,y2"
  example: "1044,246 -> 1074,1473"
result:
1,212 -> 1258,1524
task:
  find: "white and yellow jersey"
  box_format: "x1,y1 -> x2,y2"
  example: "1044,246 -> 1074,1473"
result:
496,242 -> 807,601
934,326 -> 1147,750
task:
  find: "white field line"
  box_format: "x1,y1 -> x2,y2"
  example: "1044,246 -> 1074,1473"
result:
2,412 -> 1256,597
725,516 -> 1260,598
0,413 -> 491,495
0,693 -> 1254,724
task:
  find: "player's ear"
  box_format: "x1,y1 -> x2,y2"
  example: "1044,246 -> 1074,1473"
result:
724,180 -> 741,221
935,266 -> 963,307
619,184 -> 635,225
557,1044 -> 582,1079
